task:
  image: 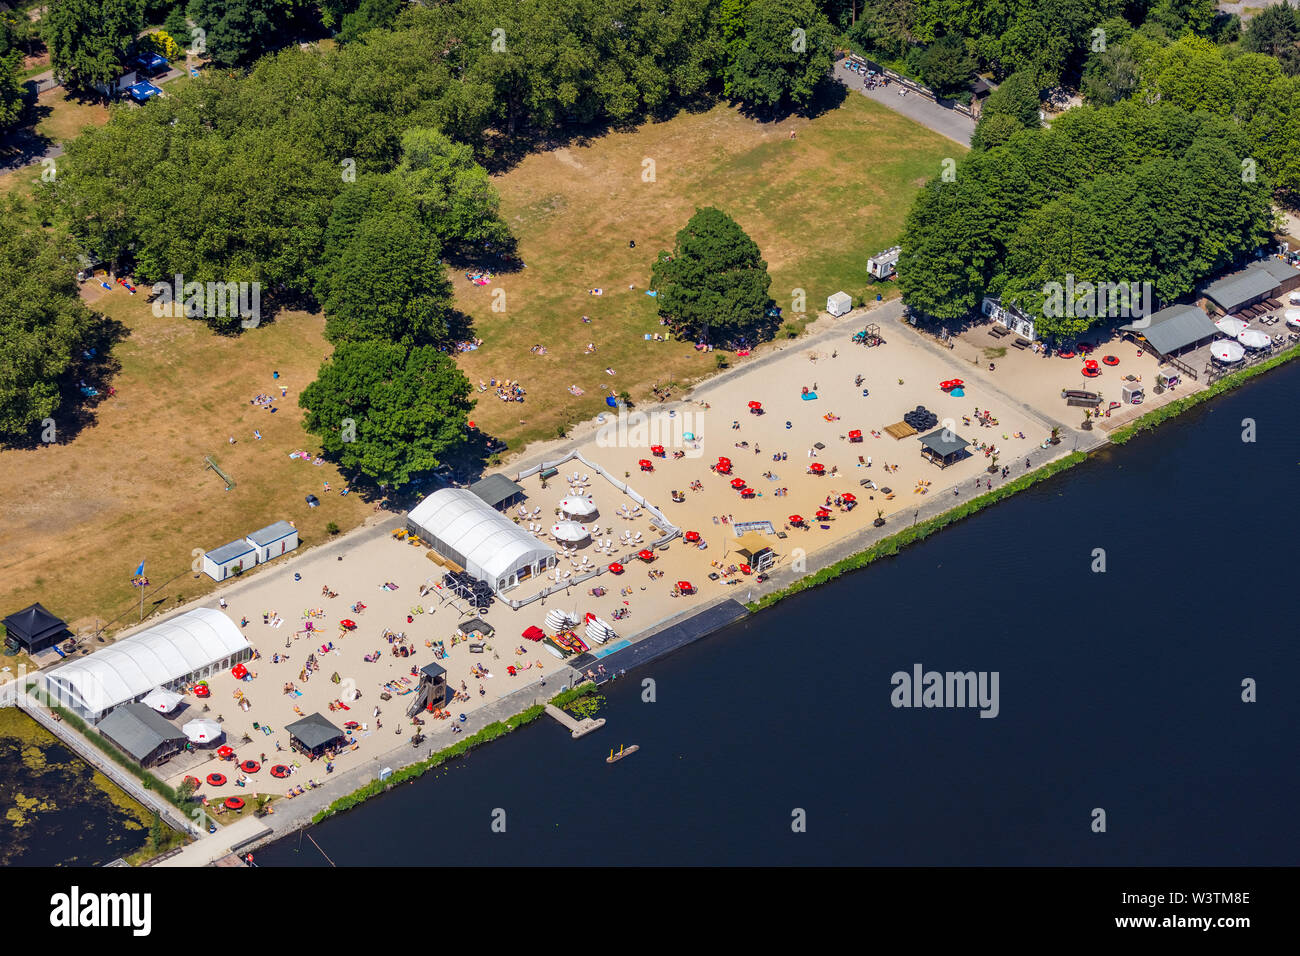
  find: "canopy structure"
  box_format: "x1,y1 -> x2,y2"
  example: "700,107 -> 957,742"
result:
43,608 -> 251,720
1214,316 -> 1248,337
1,602 -> 69,654
126,81 -> 161,103
1237,329 -> 1271,350
182,717 -> 223,743
407,488 -> 557,594
457,618 -> 494,637
918,429 -> 971,469
469,473 -> 525,511
551,521 -> 590,543
286,712 -> 345,757
1210,340 -> 1245,363
141,687 -> 183,713
559,495 -> 596,517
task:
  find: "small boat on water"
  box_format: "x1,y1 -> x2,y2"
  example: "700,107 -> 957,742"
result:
607,744 -> 639,764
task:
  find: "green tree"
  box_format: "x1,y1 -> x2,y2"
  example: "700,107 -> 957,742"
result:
913,34 -> 973,98
43,0 -> 145,93
0,52 -> 23,131
299,341 -> 474,488
163,6 -> 193,49
723,0 -> 835,110
971,71 -> 1040,148
318,180 -> 454,347
651,207 -> 774,345
395,127 -> 511,249
336,0 -> 403,43
0,199 -> 98,440
187,0 -> 308,67
1242,3 -> 1300,74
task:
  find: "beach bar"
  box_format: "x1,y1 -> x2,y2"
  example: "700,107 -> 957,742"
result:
97,701 -> 187,768
918,429 -> 970,469
286,712 -> 346,759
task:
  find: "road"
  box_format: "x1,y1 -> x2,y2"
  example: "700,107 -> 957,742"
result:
832,61 -> 975,148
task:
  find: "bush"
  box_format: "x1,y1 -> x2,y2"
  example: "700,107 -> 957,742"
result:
326,521 -> 340,535
715,353 -> 730,369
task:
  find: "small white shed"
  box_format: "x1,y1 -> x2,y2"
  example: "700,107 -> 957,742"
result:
202,539 -> 257,582
827,291 -> 852,317
246,520 -> 299,563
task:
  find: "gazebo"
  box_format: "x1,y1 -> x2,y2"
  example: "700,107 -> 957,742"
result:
286,712 -> 346,759
2,603 -> 69,655
918,429 -> 971,469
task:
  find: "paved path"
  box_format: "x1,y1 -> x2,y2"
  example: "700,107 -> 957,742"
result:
154,817 -> 269,867
832,63 -> 974,148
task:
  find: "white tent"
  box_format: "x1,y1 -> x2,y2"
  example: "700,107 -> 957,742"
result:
407,488 -> 557,593
1286,308 -> 1300,330
551,521 -> 590,543
42,608 -> 251,720
141,687 -> 183,713
1237,329 -> 1271,350
1210,340 -> 1245,363
1215,316 -> 1248,337
827,291 -> 852,317
559,495 -> 596,517
182,718 -> 222,743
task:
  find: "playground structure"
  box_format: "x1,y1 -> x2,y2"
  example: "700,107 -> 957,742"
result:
205,456 -> 236,491
853,323 -> 883,347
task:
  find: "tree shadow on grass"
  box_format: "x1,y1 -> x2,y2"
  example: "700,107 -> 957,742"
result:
730,80 -> 848,125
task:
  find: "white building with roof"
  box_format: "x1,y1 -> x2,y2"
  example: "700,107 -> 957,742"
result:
202,538 -> 256,581
246,519 -> 298,563
406,488 -> 557,593
43,607 -> 251,721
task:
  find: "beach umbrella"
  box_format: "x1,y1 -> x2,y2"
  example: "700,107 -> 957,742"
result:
183,718 -> 222,743
607,563 -> 624,575
1237,329 -> 1271,350
216,745 -> 234,759
677,581 -> 694,592
717,457 -> 732,467
638,459 -> 653,470
730,478 -> 747,489
339,619 -> 356,629
552,521 -> 590,543
810,462 -> 826,474
848,430 -> 862,441
1286,308 -> 1300,330
715,458 -> 732,474
637,549 -> 655,561
1215,316 -> 1248,337
789,515 -> 804,525
650,444 -> 666,456
193,684 -> 210,699
1084,359 -> 1099,370
684,531 -> 700,542
740,488 -> 755,498
141,687 -> 182,714
559,495 -> 596,516
231,662 -> 248,680
740,564 -> 752,575
1210,340 -> 1245,363
748,401 -> 762,412
841,492 -> 856,502
816,508 -> 831,519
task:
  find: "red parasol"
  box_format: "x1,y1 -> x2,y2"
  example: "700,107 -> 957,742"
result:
841,492 -> 856,502
789,515 -> 804,525
684,531 -> 700,542
740,564 -> 752,574
1084,359 -> 1099,370
717,457 -> 732,467
816,508 -> 831,518
637,549 -> 655,561
639,459 -> 653,470
810,462 -> 826,474
193,685 -> 210,698
740,488 -> 755,498
677,581 -> 694,592
339,619 -> 356,629
748,401 -> 762,410
650,444 -> 665,456
231,663 -> 248,680
216,745 -> 234,759
730,478 -> 747,489
607,563 -> 624,574
848,429 -> 862,441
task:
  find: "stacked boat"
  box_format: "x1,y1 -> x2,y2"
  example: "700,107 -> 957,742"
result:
545,609 -> 578,632
584,613 -> 618,645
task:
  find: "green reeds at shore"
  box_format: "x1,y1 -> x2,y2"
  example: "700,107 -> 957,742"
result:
312,703 -> 548,823
547,682 -> 599,709
1107,342 -> 1300,445
747,452 -> 1090,612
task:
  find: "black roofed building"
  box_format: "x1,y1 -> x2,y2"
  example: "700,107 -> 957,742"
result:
1119,304 -> 1219,360
468,473 -> 526,511
285,712 -> 346,759
918,429 -> 971,469
2,603 -> 70,655
97,702 -> 187,767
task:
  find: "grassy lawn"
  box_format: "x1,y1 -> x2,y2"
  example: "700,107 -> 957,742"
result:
0,94 -> 953,636
455,95 -> 952,449
33,87 -> 110,144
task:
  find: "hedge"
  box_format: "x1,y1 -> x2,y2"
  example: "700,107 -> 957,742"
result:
1108,341 -> 1300,445
749,451 -> 1089,611
548,682 -> 598,710
312,702 -> 547,822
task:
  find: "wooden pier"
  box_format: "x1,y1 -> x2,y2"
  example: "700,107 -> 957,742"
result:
544,703 -> 605,739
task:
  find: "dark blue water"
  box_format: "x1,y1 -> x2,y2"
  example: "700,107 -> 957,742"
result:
259,363 -> 1300,865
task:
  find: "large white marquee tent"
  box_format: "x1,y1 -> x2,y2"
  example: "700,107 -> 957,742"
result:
43,607 -> 251,721
407,488 -> 557,593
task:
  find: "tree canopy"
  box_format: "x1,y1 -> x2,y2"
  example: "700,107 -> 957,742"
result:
43,0 -> 144,92
298,341 -> 474,488
651,207 -> 775,346
722,0 -> 835,110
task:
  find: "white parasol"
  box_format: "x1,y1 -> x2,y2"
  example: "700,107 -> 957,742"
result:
1209,339 -> 1244,364
1214,316 -> 1248,338
182,718 -> 222,743
1237,329 -> 1271,350
551,521 -> 590,543
559,495 -> 597,517
142,687 -> 183,713
1285,308 -> 1300,330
